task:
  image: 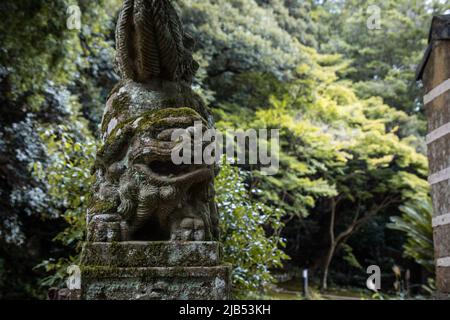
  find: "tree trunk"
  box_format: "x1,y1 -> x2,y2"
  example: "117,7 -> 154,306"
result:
320,196 -> 396,291
322,243 -> 335,291
322,197 -> 337,291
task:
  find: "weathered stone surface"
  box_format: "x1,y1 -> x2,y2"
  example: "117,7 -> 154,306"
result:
434,224 -> 450,258
437,267 -> 450,294
431,179 -> 450,217
79,241 -> 231,300
80,265 -> 231,300
423,41 -> 450,134
423,41 -> 450,89
434,291 -> 450,300
80,241 -> 221,267
115,0 -> 199,84
428,136 -> 450,174
48,288 -> 82,300
424,90 -> 450,133
87,88 -> 219,243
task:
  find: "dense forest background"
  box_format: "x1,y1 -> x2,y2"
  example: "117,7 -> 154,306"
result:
0,0 -> 449,299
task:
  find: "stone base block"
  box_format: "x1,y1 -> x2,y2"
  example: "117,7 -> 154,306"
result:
80,265 -> 231,300
434,292 -> 450,300
79,241 -> 231,300
81,241 -> 221,267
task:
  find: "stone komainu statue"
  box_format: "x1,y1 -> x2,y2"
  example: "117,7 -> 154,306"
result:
87,0 -> 219,242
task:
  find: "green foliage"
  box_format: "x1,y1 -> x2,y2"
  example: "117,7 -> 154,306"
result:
33,124 -> 95,245
32,123 -> 96,287
205,16 -> 430,280
341,244 -> 363,270
178,0 -> 317,106
0,0 -> 76,105
180,0 -> 432,287
216,162 -> 289,296
388,199 -> 434,273
179,0 -> 309,78
0,0 -> 116,298
242,49 -> 428,222
313,0 -> 448,115
0,0 -> 115,114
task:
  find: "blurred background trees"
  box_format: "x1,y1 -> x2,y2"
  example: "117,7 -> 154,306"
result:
0,0 -> 117,298
0,0 -> 448,299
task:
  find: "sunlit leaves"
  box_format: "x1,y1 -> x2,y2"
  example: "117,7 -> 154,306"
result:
31,123 -> 96,287
216,162 -> 289,297
388,199 -> 434,273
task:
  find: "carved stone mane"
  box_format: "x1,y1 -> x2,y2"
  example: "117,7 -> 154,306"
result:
115,0 -> 199,83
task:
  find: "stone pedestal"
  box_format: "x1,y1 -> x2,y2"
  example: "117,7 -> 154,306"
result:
79,242 -> 231,300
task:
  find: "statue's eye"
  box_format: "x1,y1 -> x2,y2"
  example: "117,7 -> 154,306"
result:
157,128 -> 177,141
107,163 -> 125,179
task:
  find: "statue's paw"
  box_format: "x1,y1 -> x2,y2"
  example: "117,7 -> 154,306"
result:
87,215 -> 122,242
171,218 -> 205,241
170,228 -> 192,241
193,229 -> 205,241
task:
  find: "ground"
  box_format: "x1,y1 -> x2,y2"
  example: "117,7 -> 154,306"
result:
263,279 -> 386,300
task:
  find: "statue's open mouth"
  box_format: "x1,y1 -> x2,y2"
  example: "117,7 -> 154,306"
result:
133,157 -> 212,185
129,134 -> 213,185
148,160 -> 194,176
148,159 -> 210,181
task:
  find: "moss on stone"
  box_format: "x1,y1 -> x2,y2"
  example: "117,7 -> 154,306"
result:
103,108 -> 204,145
107,80 -> 125,101
135,108 -> 205,133
79,242 -> 232,299
81,242 -> 221,267
96,106 -> 208,169
96,123 -> 133,165
89,199 -> 117,215
101,92 -> 131,135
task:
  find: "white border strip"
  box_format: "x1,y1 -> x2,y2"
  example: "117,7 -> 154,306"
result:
432,213 -> 450,228
429,167 -> 450,185
424,78 -> 450,105
437,257 -> 450,267
426,122 -> 450,145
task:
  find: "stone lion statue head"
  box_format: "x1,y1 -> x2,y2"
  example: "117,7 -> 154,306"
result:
87,80 -> 219,242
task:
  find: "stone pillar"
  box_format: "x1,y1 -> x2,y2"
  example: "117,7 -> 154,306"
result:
76,0 -> 231,300
417,14 -> 450,299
